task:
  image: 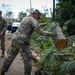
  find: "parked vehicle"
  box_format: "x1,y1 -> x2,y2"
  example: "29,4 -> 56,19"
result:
11,22 -> 20,33
7,24 -> 12,32
7,22 -> 20,33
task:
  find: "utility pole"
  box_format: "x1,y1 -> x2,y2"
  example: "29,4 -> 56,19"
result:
30,0 -> 32,13
53,0 -> 55,21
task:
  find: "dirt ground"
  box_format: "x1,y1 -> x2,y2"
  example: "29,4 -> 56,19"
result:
0,32 -> 36,75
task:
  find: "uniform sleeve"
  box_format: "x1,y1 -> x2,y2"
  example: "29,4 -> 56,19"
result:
1,19 -> 7,34
36,27 -> 52,36
32,19 -> 52,37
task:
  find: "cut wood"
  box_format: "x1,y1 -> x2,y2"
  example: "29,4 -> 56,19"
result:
51,23 -> 67,50
54,53 -> 74,61
31,51 -> 41,62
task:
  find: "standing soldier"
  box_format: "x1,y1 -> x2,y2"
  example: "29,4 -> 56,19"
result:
0,9 -> 54,75
0,11 -> 7,57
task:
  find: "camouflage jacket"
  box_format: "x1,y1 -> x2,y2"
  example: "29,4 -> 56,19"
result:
15,15 -> 51,44
0,17 -> 7,34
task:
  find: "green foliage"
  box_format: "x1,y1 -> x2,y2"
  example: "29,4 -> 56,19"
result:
36,47 -> 56,71
30,1 -> 75,75
31,34 -> 54,54
39,13 -> 51,23
63,19 -> 75,36
39,17 -> 47,23
18,11 -> 27,21
38,37 -> 54,51
59,60 -> 75,74
35,46 -> 75,75
58,0 -> 75,5
56,1 -> 75,23
4,11 -> 14,19
31,21 -> 75,75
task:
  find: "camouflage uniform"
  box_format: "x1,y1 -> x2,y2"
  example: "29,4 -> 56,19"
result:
0,17 -> 7,52
1,15 -> 52,75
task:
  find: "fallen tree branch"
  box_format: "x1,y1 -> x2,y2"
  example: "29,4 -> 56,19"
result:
31,51 -> 41,62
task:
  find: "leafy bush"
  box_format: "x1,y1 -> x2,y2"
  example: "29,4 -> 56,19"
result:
63,19 -> 75,36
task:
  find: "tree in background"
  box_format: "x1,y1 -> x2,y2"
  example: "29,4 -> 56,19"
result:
18,11 -> 27,22
4,11 -> 14,24
0,3 -> 14,25
55,0 -> 75,29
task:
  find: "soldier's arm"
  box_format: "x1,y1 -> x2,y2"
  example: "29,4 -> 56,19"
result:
1,19 -> 7,34
32,21 -> 52,37
36,27 -> 52,36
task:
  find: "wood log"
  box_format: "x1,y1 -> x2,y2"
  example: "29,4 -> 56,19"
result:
51,23 -> 67,50
31,51 -> 41,62
54,53 -> 74,61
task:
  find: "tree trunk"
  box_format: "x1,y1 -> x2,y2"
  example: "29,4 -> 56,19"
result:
51,23 -> 67,50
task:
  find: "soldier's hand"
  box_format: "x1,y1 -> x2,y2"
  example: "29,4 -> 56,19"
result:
51,32 -> 57,37
44,22 -> 48,25
39,22 -> 48,27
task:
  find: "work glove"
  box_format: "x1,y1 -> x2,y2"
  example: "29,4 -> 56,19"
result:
40,22 -> 48,27
44,22 -> 48,25
51,32 -> 57,37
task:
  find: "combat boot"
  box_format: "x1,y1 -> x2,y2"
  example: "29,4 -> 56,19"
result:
0,70 -> 5,75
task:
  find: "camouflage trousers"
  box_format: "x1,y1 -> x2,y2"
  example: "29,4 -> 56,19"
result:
0,35 -> 5,51
1,37 -> 32,75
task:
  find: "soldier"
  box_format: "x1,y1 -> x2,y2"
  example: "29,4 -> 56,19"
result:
0,11 -> 7,57
0,9 -> 54,75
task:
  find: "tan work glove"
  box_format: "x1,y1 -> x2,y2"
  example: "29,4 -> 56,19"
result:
51,32 -> 57,37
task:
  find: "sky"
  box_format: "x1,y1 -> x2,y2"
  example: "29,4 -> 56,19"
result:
0,0 -> 56,18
